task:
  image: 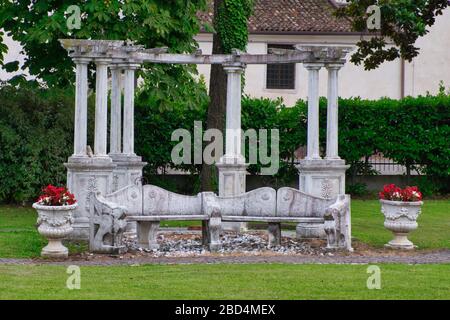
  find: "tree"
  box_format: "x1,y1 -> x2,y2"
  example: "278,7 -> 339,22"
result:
0,0 -> 207,87
338,0 -> 449,70
200,0 -> 253,191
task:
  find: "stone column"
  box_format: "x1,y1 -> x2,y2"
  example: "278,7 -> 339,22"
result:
123,64 -> 138,156
71,58 -> 90,160
111,63 -> 146,233
110,66 -> 123,156
217,63 -> 247,232
304,63 -> 323,160
326,64 -> 343,160
296,62 -> 349,240
94,59 -> 110,159
65,57 -> 116,241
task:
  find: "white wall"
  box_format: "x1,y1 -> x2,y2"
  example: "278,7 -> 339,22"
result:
0,34 -> 30,81
404,9 -> 450,96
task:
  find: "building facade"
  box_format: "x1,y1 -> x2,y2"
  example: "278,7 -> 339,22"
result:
196,0 -> 450,106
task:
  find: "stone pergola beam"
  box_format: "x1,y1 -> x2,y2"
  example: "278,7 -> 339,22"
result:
60,39 -> 352,66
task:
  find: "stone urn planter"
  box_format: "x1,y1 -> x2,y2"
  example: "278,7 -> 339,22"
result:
32,203 -> 77,258
32,185 -> 77,258
379,184 -> 423,250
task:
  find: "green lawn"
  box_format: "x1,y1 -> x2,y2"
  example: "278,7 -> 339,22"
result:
0,200 -> 448,258
0,263 -> 448,299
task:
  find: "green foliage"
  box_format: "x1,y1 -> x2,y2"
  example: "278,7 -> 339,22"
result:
346,183 -> 369,197
0,0 -> 206,87
337,0 -> 449,69
0,84 -> 95,203
215,0 -> 253,53
134,78 -> 208,176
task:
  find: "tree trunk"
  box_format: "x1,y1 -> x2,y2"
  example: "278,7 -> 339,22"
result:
201,0 -> 227,192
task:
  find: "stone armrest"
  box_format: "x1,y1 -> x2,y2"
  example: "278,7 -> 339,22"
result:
93,192 -> 128,219
323,195 -> 352,251
202,192 -> 222,219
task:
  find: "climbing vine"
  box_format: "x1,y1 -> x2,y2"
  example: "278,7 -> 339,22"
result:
215,0 -> 253,53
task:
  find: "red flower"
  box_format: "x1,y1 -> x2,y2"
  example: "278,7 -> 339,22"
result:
36,185 -> 77,206
379,184 -> 422,202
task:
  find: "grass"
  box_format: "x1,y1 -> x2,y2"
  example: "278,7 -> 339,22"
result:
0,263 -> 449,299
0,200 -> 449,258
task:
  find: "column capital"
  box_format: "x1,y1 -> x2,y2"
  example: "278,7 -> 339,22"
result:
119,61 -> 141,70
95,58 -> 112,65
223,63 -> 246,74
326,63 -> 344,71
304,62 -> 324,71
109,62 -> 124,70
73,57 -> 91,65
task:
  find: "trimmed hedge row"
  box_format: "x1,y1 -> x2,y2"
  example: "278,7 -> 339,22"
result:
0,84 -> 448,202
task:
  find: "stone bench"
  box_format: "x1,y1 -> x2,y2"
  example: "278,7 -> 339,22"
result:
205,187 -> 351,250
91,184 -> 352,253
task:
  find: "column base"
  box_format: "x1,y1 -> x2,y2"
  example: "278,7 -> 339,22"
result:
296,158 -> 349,239
216,158 -> 247,232
109,153 -> 147,191
65,156 -> 116,241
296,158 -> 349,198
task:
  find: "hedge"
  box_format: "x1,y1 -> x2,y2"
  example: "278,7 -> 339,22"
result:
0,84 -> 448,203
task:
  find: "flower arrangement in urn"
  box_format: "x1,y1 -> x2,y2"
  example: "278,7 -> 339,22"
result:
32,185 -> 77,258
379,184 -> 423,250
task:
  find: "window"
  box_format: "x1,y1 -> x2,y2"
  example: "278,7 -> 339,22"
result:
266,44 -> 296,90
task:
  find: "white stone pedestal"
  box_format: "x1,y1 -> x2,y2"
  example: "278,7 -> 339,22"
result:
65,157 -> 116,240
216,159 -> 247,232
296,159 -> 349,239
109,154 -> 147,191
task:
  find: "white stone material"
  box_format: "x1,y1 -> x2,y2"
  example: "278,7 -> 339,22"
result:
72,58 -> 89,159
94,59 -> 110,158
89,192 -> 127,254
110,66 -> 123,155
32,203 -> 77,258
324,195 -> 353,251
123,65 -> 139,156
65,161 -> 116,240
217,63 -> 247,232
304,63 -> 324,160
221,63 -> 245,164
326,64 -> 342,160
380,199 -> 423,250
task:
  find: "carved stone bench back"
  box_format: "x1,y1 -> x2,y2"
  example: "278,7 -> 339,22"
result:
212,187 -> 277,217
142,185 -> 202,216
103,185 -> 336,218
276,187 -> 335,217
104,184 -> 142,215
